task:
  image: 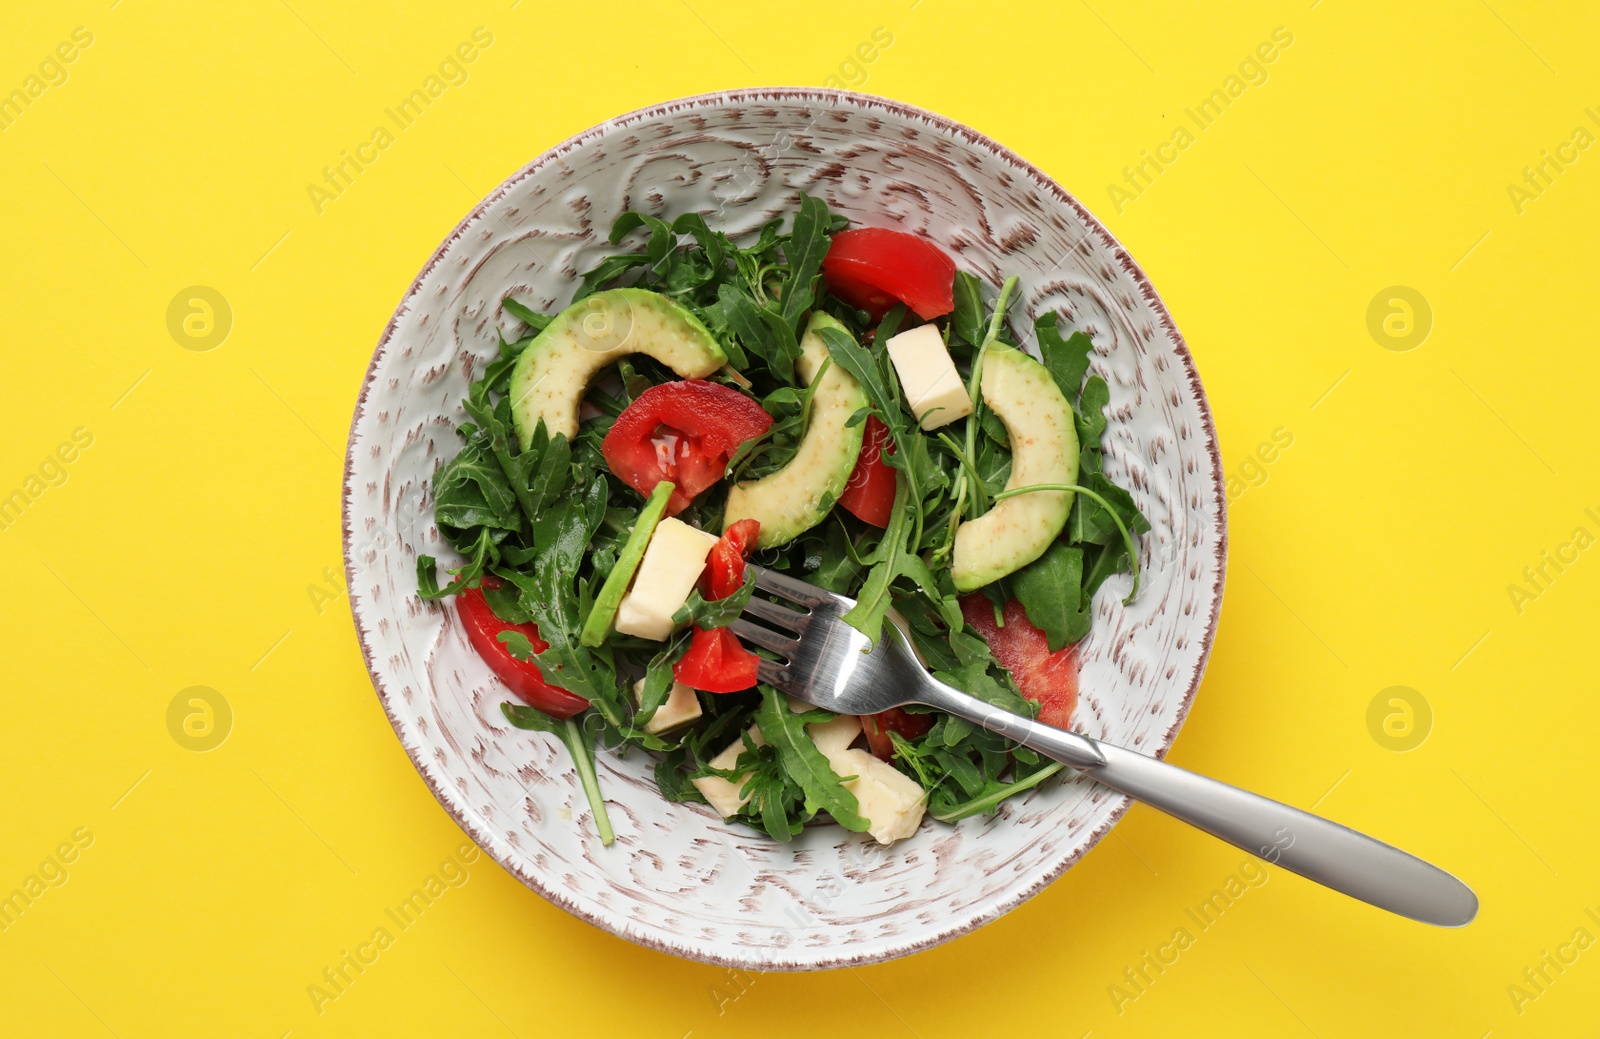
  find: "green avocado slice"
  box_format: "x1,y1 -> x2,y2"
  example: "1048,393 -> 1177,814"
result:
950,344 -> 1079,592
580,479 -> 675,648
721,312 -> 868,549
508,288 -> 727,447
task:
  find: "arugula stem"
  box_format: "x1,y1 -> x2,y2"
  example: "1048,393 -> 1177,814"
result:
930,761 -> 1064,823
559,716 -> 615,846
990,482 -> 1143,601
984,275 -> 1021,345
934,431 -> 989,514
945,275 -> 1020,552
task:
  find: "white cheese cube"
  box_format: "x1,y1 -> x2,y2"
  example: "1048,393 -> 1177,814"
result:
909,367 -> 974,431
885,323 -> 972,430
691,708 -> 863,821
691,725 -> 765,818
808,713 -> 862,757
824,748 -> 927,845
614,518 -> 719,641
630,677 -> 703,735
885,324 -> 951,402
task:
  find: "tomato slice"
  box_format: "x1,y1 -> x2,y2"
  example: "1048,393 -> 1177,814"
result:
822,228 -> 957,320
862,707 -> 934,761
836,415 -> 896,528
457,578 -> 589,719
673,626 -> 760,693
700,518 -> 761,600
959,594 -> 1079,729
602,380 -> 773,515
677,519 -> 762,694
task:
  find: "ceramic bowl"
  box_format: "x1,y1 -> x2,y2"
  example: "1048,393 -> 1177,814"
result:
342,88 -> 1226,970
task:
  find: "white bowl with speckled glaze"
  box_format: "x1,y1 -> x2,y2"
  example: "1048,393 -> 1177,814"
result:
343,88 -> 1226,970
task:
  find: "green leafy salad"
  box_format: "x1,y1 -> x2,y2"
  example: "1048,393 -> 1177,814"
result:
418,194 -> 1148,846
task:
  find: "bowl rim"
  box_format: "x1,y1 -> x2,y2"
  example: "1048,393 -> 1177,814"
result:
342,86 -> 1228,971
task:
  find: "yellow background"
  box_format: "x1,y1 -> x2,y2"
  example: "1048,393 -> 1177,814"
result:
3,0 -> 1596,1035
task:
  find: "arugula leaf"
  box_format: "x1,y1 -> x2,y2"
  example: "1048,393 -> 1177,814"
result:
431,435 -> 520,534
875,303 -> 907,345
1011,542 -> 1092,651
496,484 -> 627,724
839,475 -> 938,643
653,745 -> 707,803
806,519 -> 874,593
417,554 -> 445,598
933,655 -> 1033,718
894,596 -> 961,673
816,322 -> 946,552
670,212 -> 728,271
753,688 -> 868,831
502,296 -> 552,335
951,271 -> 986,347
741,758 -> 807,840
633,628 -> 693,729
817,325 -> 900,430
671,568 -> 756,630
929,761 -> 1065,822
778,193 -> 831,334
502,707 -> 615,844
719,283 -> 797,385
1074,376 -> 1110,476
1066,470 -> 1149,547
574,253 -> 652,299
1036,313 -> 1093,401
609,211 -> 679,276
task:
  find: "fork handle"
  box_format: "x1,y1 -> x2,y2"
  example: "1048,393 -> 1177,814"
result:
917,682 -> 1478,927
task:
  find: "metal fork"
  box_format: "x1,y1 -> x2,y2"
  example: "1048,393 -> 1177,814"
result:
729,564 -> 1478,927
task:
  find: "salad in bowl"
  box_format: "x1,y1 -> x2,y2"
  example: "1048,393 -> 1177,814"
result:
417,195 -> 1148,847
344,88 -> 1224,969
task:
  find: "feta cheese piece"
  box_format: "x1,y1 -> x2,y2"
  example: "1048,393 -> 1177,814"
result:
630,677 -> 703,735
614,517 -> 719,641
808,712 -> 862,757
691,707 -> 864,820
691,725 -> 765,818
908,367 -> 973,431
824,747 -> 927,845
885,323 -> 973,431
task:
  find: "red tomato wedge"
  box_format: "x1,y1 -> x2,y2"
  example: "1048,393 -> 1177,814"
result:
458,578 -> 589,719
676,519 -> 762,694
836,415 -> 897,528
602,380 -> 772,515
959,594 -> 1079,730
862,707 -> 934,761
674,626 -> 760,694
700,518 -> 761,600
822,227 -> 957,320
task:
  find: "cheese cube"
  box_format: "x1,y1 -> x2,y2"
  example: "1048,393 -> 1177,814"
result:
885,323 -> 972,430
691,725 -> 765,818
691,706 -> 863,821
808,713 -> 861,756
907,367 -> 973,431
630,677 -> 703,735
614,518 -> 719,641
824,747 -> 927,845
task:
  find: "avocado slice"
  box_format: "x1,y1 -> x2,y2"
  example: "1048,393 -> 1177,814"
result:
951,344 -> 1080,592
508,288 -> 727,447
579,479 -> 674,647
722,312 -> 868,549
